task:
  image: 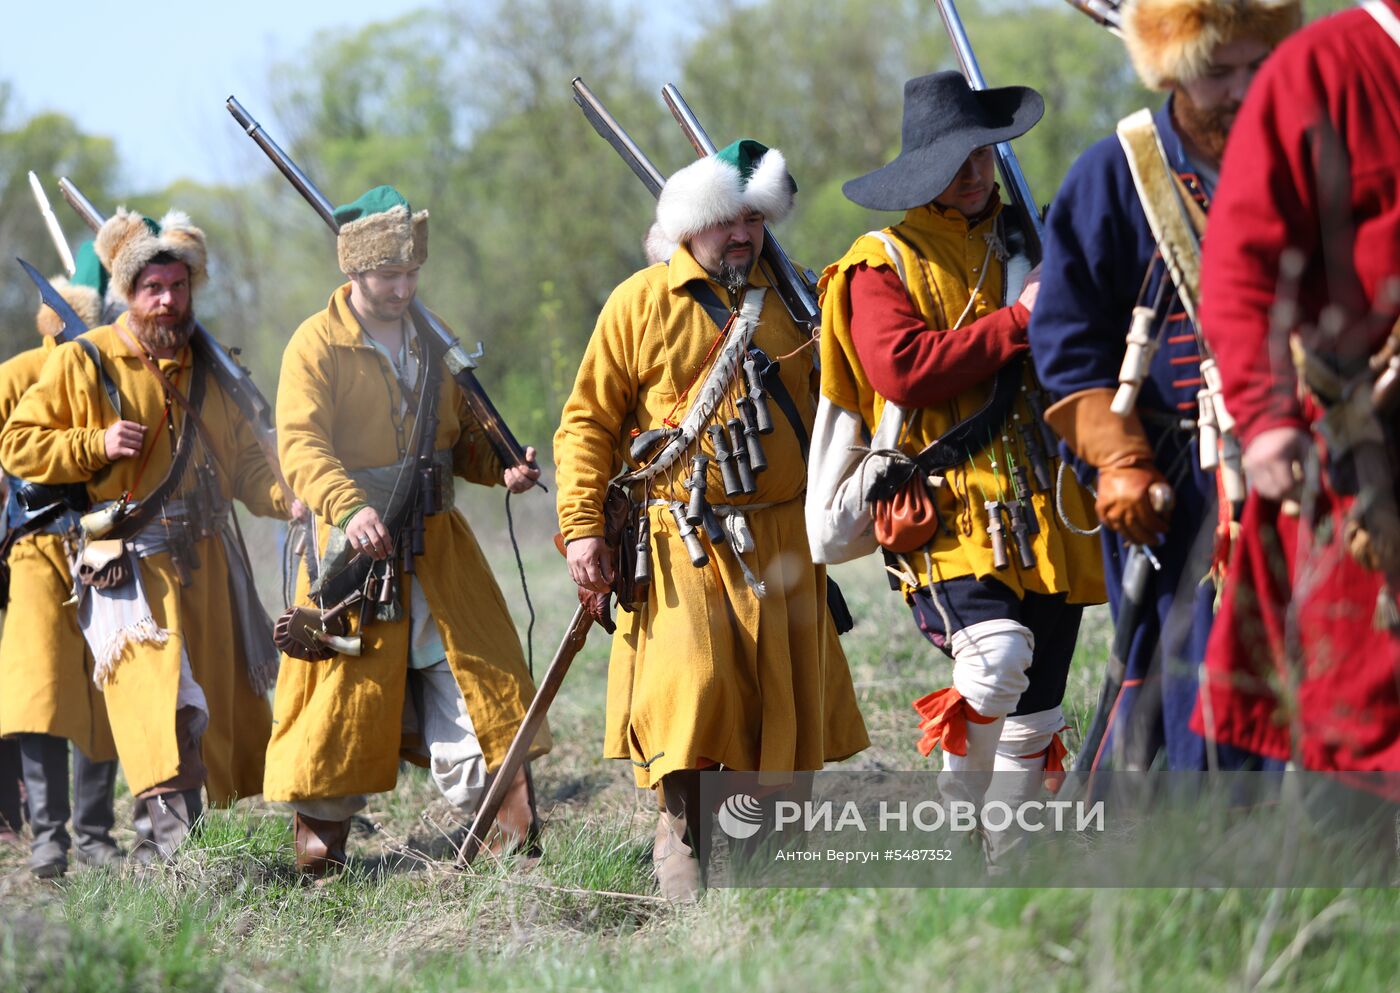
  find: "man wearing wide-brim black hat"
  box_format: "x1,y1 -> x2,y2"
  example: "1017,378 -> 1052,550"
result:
812,70 -> 1105,863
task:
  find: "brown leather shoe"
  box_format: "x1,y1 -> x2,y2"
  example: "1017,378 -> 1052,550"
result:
653,810 -> 702,904
294,812 -> 349,877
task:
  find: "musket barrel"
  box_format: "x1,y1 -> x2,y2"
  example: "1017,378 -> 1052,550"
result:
226,97 -> 339,228
56,179 -> 104,233
933,0 -> 1045,261
1061,0 -> 1123,32
571,78 -> 666,198
660,84 -> 717,156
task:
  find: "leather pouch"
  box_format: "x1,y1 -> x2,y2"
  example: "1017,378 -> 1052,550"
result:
77,539 -> 132,590
873,476 -> 942,554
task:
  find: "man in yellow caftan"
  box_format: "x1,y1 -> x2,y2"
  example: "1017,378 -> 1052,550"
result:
0,244 -> 120,876
556,140 -> 869,902
816,73 -> 1104,852
1,210 -> 291,859
264,186 -> 548,876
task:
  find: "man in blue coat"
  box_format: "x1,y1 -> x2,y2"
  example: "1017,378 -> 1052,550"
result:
1028,0 -> 1299,770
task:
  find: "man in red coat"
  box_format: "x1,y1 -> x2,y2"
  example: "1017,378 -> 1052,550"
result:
1196,0 -> 1400,776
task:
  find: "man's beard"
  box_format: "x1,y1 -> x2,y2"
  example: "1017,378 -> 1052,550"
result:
1174,90 -> 1239,163
129,306 -> 195,352
715,258 -> 753,296
355,280 -> 412,322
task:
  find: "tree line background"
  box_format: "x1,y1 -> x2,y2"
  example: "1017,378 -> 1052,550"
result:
0,0 -> 1351,454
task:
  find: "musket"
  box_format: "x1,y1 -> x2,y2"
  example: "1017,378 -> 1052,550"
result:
28,173 -> 76,277
658,84 -> 821,337
571,77 -> 665,198
933,0 -> 1044,265
1073,546 -> 1149,774
457,601 -> 597,868
224,96 -> 541,489
1060,0 -> 1123,33
55,177 -> 301,515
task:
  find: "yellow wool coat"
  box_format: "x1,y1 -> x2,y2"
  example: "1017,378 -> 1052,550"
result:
0,340 -> 116,760
820,202 -> 1105,602
263,285 -> 548,803
0,316 -> 288,801
555,245 -> 870,789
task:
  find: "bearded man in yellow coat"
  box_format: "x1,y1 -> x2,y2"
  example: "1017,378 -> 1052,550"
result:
815,73 -> 1104,859
555,140 -> 869,902
0,243 -> 120,876
0,210 -> 291,860
265,186 -> 548,877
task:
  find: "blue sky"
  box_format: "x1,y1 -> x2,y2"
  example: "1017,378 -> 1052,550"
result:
2,0 -> 691,191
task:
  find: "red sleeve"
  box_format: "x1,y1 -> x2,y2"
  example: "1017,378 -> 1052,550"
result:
1198,44 -> 1316,445
848,262 -> 1028,408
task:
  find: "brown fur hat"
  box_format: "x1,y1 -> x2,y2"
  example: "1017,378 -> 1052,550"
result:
333,186 -> 429,275
35,277 -> 103,338
1122,0 -> 1302,90
94,207 -> 208,299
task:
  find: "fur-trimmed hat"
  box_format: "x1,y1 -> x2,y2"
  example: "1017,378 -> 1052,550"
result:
36,241 -> 107,338
334,185 -> 429,275
95,208 -> 208,300
645,138 -> 796,264
36,280 -> 101,339
1122,0 -> 1302,90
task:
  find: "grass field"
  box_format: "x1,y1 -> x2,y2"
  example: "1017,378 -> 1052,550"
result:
2,488 -> 1398,992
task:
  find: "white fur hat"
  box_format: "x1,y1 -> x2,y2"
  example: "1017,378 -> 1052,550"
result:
645,138 -> 796,264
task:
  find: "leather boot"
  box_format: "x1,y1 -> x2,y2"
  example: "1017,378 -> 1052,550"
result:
18,733 -> 71,878
294,812 -> 350,878
72,750 -> 122,867
484,765 -> 538,860
653,810 -> 702,904
654,771 -> 705,904
130,797 -> 158,865
144,788 -> 203,861
0,738 -> 23,847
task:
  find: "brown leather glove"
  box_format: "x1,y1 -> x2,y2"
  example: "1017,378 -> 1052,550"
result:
1044,387 -> 1172,546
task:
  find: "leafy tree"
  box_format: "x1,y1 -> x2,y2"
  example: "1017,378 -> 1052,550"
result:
0,107 -> 119,355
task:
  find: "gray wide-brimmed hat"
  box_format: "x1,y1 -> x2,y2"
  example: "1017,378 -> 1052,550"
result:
843,71 -> 1044,212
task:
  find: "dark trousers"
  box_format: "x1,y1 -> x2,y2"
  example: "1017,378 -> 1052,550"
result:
0,737 -> 23,835
1097,431 -> 1277,771
18,733 -> 118,857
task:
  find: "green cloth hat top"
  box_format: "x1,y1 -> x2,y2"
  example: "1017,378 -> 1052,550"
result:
72,240 -> 110,298
334,185 -> 430,275
646,137 -> 796,264
715,139 -> 798,195
333,185 -> 413,226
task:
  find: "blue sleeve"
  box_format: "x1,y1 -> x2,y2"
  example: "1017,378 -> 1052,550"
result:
1028,135 -> 1156,401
